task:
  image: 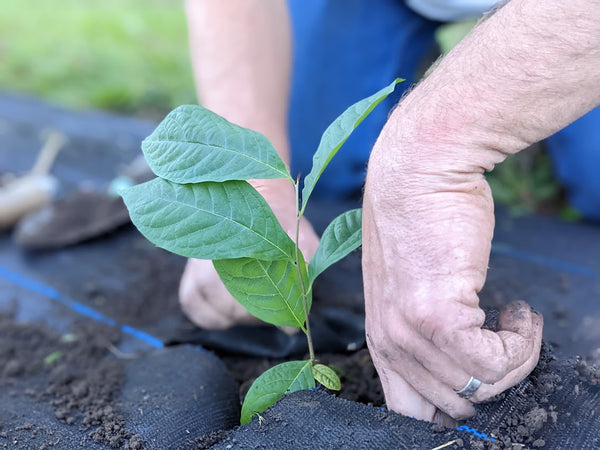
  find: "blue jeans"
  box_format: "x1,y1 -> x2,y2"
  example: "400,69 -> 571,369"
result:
287,0 -> 439,199
546,113 -> 600,221
288,0 -> 600,220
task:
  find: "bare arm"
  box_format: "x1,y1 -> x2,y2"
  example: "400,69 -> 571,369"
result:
181,1 -> 319,329
363,0 -> 600,422
186,0 -> 292,157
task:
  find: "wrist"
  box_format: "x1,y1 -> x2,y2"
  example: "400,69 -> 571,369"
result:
364,101 -> 496,311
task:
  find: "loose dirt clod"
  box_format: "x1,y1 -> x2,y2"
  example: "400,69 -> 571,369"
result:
0,313 -> 144,449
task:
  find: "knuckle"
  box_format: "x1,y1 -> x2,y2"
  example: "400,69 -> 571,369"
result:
177,286 -> 194,309
406,303 -> 446,342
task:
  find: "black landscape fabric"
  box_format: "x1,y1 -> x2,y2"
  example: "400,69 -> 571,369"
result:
1,93 -> 599,449
215,355 -> 600,449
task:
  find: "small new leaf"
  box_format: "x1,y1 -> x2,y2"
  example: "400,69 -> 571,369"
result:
142,105 -> 291,184
122,178 -> 296,260
301,78 -> 403,212
241,360 -> 315,425
213,255 -> 310,329
308,208 -> 362,283
312,363 -> 341,391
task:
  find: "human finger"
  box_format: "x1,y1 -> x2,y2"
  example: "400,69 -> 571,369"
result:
179,286 -> 234,330
440,301 -> 539,384
471,309 -> 543,402
382,352 -> 477,421
179,259 -> 259,329
372,355 -> 439,422
403,301 -> 541,414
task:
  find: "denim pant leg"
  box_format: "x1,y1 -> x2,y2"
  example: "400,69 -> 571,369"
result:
545,107 -> 600,221
287,0 -> 439,200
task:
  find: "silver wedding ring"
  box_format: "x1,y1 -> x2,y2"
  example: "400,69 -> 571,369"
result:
456,376 -> 482,399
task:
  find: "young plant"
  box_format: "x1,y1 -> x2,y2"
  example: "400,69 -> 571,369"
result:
122,78 -> 402,424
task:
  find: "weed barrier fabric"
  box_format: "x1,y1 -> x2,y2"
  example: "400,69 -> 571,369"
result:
2,93 -> 600,362
170,306 -> 366,357
2,94 -> 600,448
1,337 -> 240,449
118,346 -> 241,448
214,357 -> 600,449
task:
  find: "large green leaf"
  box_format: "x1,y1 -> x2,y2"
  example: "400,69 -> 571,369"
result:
301,79 -> 403,212
122,178 -> 296,260
308,208 -> 362,283
142,105 -> 291,183
241,360 -> 315,425
214,254 -> 310,329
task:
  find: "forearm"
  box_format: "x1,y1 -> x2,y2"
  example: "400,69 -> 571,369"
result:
185,0 -> 292,161
387,0 -> 600,173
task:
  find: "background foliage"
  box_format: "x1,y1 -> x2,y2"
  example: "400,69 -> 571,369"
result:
0,0 -> 195,119
1,4 -> 569,216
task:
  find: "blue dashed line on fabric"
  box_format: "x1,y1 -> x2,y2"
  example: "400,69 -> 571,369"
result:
0,264 -> 163,349
121,324 -> 164,349
456,425 -> 496,442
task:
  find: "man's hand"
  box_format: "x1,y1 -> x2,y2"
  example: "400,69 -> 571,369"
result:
361,0 -> 599,423
363,142 -> 543,422
179,178 -> 319,329
363,139 -> 542,423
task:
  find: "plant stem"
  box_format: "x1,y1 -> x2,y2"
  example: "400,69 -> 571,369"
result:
294,178 -> 315,362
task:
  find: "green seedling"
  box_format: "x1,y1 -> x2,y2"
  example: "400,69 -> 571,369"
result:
122,78 -> 402,424
255,412 -> 266,427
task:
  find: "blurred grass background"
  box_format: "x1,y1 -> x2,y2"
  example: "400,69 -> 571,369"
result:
0,4 -> 571,217
0,0 -> 196,120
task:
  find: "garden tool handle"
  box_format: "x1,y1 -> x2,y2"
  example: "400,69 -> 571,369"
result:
0,174 -> 58,228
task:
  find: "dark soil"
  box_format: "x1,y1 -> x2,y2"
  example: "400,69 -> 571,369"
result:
2,206 -> 599,449
471,347 -> 559,449
0,313 -> 144,449
185,430 -> 230,449
222,348 -> 384,407
3,94 -> 599,449
3,282 -> 600,450
91,238 -> 185,327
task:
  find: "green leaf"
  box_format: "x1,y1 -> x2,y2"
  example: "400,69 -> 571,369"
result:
213,254 -> 311,329
312,363 -> 341,391
308,208 -> 362,283
142,105 -> 291,183
44,351 -> 63,365
122,178 -> 296,260
241,360 -> 315,425
301,79 -> 403,212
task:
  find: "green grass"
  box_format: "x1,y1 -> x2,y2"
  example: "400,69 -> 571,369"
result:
0,0 -> 196,119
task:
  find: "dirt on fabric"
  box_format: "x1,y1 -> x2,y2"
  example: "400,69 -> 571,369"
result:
468,347 -> 559,449
0,313 -> 144,449
221,348 -> 384,408
2,236 -> 599,449
86,239 -> 185,328
3,304 -> 600,449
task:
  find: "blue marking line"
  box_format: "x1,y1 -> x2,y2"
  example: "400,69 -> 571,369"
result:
121,325 -> 164,349
456,425 -> 496,442
491,242 -> 595,278
0,264 -> 164,349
